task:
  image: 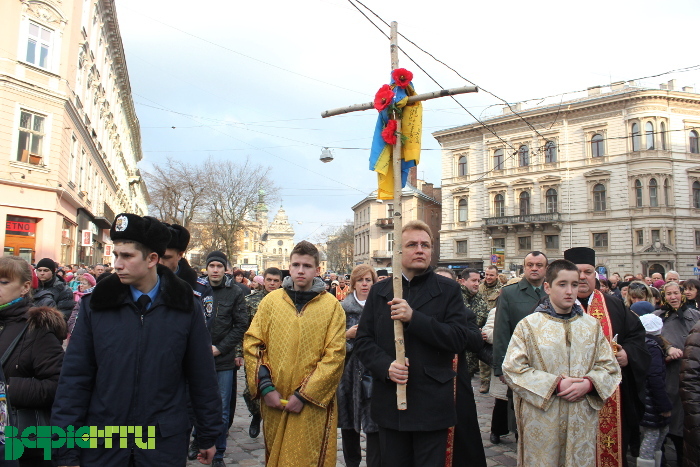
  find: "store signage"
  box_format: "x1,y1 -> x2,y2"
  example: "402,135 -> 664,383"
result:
104,244 -> 113,257
81,230 -> 93,247
6,220 -> 36,235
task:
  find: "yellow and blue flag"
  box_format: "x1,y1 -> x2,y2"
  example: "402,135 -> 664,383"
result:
368,76 -> 422,200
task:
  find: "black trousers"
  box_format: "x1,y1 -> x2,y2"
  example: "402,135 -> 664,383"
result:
341,429 -> 380,467
491,398 -> 509,436
378,426 -> 448,467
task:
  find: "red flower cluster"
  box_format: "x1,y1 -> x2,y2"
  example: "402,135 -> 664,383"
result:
374,84 -> 394,111
382,120 -> 398,145
391,68 -> 413,88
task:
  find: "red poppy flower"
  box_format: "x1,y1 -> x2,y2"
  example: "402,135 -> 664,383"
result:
392,68 -> 413,88
382,120 -> 398,145
374,84 -> 394,111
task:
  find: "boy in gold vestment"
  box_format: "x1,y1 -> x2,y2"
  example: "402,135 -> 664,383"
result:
243,241 -> 346,466
503,260 -> 621,467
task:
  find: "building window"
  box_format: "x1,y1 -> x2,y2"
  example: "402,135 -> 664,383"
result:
387,232 -> 394,251
518,145 -> 529,167
494,149 -> 504,170
593,232 -> 608,248
636,230 -> 644,245
634,179 -> 643,207
545,235 -> 559,250
458,198 -> 468,222
545,141 -> 557,163
667,229 -> 674,245
457,156 -> 467,176
546,188 -> 558,213
593,183 -> 606,211
492,237 -> 505,250
494,194 -> 505,217
664,178 -> 671,206
591,134 -> 604,157
17,110 -> 45,164
456,240 -> 468,254
696,230 -> 700,248
660,122 -> 667,150
26,22 -> 53,69
646,122 -> 655,150
649,178 -> 658,207
691,130 -> 699,154
693,181 -> 700,208
651,229 -> 661,244
518,236 -> 532,251
387,203 -> 394,218
70,135 -> 78,183
519,191 -> 530,216
631,123 -> 641,152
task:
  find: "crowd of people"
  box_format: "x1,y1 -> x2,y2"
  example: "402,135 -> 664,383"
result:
1,211 -> 699,467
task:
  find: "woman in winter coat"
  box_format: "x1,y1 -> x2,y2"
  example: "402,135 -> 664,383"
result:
337,264 -> 379,467
684,279 -> 700,311
0,256 -> 66,466
655,281 -> 700,465
67,272 -> 96,336
680,319 -> 700,467
637,314 -> 673,467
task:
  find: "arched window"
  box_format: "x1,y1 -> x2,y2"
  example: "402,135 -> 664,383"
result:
545,141 -> 557,163
458,198 -> 468,222
649,178 -> 658,207
494,194 -> 505,217
664,178 -> 671,206
519,191 -> 530,216
546,188 -> 558,213
660,122 -> 667,150
457,156 -> 467,176
635,179 -> 643,207
273,248 -> 277,254
518,145 -> 529,166
593,184 -> 606,211
631,123 -> 641,151
690,130 -> 699,154
646,122 -> 654,150
591,134 -> 604,157
693,181 -> 700,209
493,149 -> 504,170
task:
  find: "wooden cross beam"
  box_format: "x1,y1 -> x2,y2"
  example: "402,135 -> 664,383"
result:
321,21 -> 478,410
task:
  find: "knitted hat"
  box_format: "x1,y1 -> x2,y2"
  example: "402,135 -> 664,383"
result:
110,213 -> 171,257
165,223 -> 191,252
653,279 -> 665,289
206,251 -> 228,268
631,301 -> 656,316
253,275 -> 265,285
639,314 -> 663,336
82,273 -> 96,287
36,258 -> 56,274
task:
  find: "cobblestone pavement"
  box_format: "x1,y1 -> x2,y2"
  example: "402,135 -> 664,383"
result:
187,372 -> 678,466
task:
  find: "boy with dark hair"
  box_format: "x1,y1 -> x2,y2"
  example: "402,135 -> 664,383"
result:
243,241 -> 346,466
503,259 -> 621,466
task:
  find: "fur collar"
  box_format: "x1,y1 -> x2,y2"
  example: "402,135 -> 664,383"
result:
28,306 -> 68,340
89,264 -> 194,313
176,257 -> 199,287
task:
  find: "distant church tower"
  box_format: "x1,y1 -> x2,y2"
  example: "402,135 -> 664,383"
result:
262,205 -> 295,270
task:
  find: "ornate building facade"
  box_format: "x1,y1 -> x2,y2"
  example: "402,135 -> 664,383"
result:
0,0 -> 148,265
434,80 -> 700,278
261,207 -> 295,271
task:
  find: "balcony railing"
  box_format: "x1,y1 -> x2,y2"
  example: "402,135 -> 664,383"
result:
375,217 -> 394,229
372,250 -> 392,259
483,212 -> 561,226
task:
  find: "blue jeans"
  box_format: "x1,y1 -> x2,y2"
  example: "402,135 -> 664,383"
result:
215,369 -> 235,459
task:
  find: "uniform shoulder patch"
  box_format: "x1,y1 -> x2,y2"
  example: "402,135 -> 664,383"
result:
197,277 -> 209,286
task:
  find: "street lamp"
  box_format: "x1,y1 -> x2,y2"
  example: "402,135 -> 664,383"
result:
320,147 -> 334,163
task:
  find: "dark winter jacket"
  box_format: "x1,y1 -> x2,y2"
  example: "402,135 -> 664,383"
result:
680,320 -> 700,467
354,268 -> 482,431
51,265 -> 223,466
34,275 -> 75,320
0,299 -> 65,410
641,335 -> 673,427
176,257 -> 214,313
204,274 -> 247,371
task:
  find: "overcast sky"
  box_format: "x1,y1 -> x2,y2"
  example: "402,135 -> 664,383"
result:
115,0 -> 700,242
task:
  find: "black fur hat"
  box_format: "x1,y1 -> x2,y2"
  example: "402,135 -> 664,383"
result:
165,223 -> 191,252
110,213 -> 171,257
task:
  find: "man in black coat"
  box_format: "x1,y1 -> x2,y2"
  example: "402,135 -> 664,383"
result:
51,213 -> 222,467
159,223 -> 213,306
34,257 -> 75,320
564,247 -> 650,467
354,220 -> 484,466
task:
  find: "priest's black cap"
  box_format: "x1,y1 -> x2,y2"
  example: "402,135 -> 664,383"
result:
165,223 -> 191,252
110,213 -> 171,257
376,269 -> 389,276
563,247 -> 595,266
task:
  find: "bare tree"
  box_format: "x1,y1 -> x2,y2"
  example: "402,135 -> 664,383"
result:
325,222 -> 354,274
144,157 -> 207,228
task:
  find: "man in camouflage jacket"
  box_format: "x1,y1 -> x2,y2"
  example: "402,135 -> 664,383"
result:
460,269 -> 489,380
477,265 -> 501,392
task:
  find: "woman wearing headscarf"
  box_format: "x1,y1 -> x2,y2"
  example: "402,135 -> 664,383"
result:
655,281 -> 700,465
338,264 -> 379,467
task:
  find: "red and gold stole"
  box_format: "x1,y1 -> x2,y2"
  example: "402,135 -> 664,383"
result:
444,354 -> 459,467
587,289 -> 623,467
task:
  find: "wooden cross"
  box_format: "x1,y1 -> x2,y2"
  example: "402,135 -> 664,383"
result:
321,22 -> 477,410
